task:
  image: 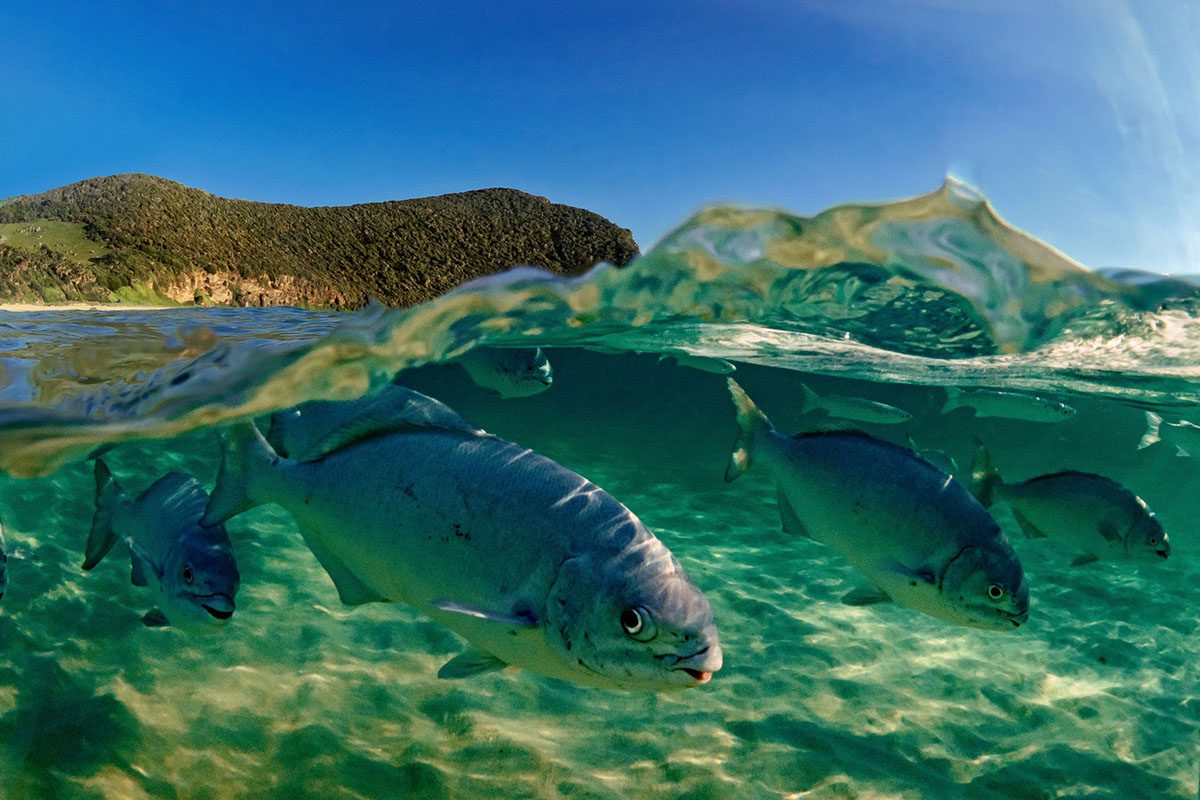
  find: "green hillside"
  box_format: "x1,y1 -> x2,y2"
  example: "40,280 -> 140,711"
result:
0,174 -> 640,308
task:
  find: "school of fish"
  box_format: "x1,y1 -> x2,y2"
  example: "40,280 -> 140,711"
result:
0,345 -> 1176,695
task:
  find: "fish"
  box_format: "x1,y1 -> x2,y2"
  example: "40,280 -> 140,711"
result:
798,383 -> 911,425
970,443 -> 1170,566
940,387 -> 1075,423
660,353 -> 737,374
1138,411 -> 1200,457
85,460 -> 241,630
725,379 -> 1028,631
454,346 -> 553,398
204,386 -> 721,690
907,437 -> 960,476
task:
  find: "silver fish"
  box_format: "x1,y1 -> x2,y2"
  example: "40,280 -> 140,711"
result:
455,347 -> 552,398
971,444 -> 1170,566
205,387 -> 720,690
85,460 -> 240,630
799,384 -> 911,425
941,387 -> 1075,423
660,353 -> 737,375
726,379 -> 1028,631
1139,411 -> 1200,457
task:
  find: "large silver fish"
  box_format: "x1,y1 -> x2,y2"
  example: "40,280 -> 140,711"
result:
971,444 -> 1170,567
86,460 -> 240,630
206,387 -> 721,690
455,347 -> 553,398
726,379 -> 1029,631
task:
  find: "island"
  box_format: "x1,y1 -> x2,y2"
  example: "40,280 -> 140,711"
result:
0,174 -> 640,309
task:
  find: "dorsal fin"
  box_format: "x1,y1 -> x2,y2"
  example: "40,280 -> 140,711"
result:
280,386 -> 485,462
135,473 -> 209,532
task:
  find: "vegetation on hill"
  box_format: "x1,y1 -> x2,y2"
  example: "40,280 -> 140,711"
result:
0,174 -> 640,308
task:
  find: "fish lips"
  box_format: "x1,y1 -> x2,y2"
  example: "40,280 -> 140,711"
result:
669,644 -> 723,686
1001,609 -> 1029,628
196,594 -> 236,621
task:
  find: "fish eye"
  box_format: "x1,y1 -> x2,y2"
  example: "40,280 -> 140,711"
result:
182,565 -> 194,584
986,584 -> 1005,601
1149,537 -> 1157,545
620,606 -> 657,641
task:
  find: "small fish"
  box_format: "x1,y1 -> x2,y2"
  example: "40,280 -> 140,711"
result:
725,379 -> 1028,631
85,460 -> 240,630
941,387 -> 1075,423
206,386 -> 720,690
798,384 -> 911,425
1138,411 -> 1200,457
971,443 -> 1169,566
455,347 -> 552,398
660,353 -> 737,375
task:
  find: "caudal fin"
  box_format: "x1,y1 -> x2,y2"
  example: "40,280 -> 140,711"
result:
84,459 -> 124,570
940,386 -> 963,415
725,379 -> 772,482
968,439 -> 1004,507
1138,411 -> 1162,450
202,422 -> 277,527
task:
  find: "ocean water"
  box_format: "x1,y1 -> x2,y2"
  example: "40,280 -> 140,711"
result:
0,182 -> 1195,799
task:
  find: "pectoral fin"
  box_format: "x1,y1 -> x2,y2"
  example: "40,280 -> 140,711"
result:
437,648 -> 509,680
141,609 -> 170,627
130,555 -> 148,587
1097,520 -> 1122,543
430,599 -> 538,627
1070,554 -> 1100,567
302,532 -> 387,606
776,486 -> 809,537
841,585 -> 893,606
1011,509 -> 1047,540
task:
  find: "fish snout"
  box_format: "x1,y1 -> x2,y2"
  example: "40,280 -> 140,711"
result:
671,643 -> 723,685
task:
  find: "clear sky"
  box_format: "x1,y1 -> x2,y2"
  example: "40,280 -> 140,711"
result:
2,1 -> 1199,273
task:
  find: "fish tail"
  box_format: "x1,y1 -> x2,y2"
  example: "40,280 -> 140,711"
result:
1138,411 -> 1162,450
84,459 -> 124,570
203,422 -> 277,526
725,379 -> 772,482
940,386 -> 962,415
968,439 -> 1003,507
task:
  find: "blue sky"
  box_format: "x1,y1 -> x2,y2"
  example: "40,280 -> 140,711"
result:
2,1 -> 1199,272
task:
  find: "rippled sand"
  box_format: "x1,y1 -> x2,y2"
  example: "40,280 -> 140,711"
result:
0,352 -> 1194,799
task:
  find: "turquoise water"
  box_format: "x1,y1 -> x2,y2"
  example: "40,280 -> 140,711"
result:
0,183 -> 1196,798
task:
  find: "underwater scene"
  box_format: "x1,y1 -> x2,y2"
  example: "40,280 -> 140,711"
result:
0,183 -> 1195,799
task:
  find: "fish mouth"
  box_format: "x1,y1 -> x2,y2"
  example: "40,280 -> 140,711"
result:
202,605 -> 234,620
1000,610 -> 1029,628
1156,550 -> 1170,559
668,644 -> 722,685
196,594 -> 236,621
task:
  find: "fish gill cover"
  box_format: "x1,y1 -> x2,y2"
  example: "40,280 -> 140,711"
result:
0,180 -> 1196,477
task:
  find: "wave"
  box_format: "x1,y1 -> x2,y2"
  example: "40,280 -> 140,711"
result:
0,179 -> 1198,477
